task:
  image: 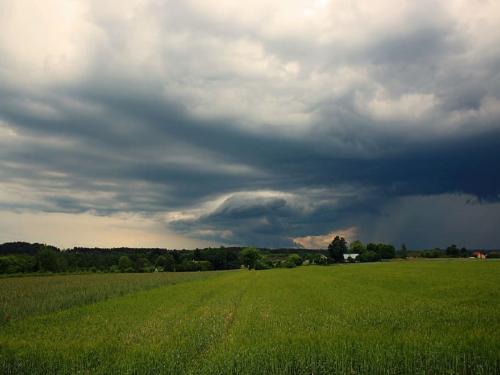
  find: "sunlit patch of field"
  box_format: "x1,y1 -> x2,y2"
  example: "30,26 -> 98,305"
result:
1,261 -> 499,374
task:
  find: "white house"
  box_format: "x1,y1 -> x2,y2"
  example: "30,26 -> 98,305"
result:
343,253 -> 359,261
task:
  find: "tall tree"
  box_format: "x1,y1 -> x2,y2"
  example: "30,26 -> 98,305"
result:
378,244 -> 396,259
36,247 -> 59,272
239,247 -> 262,269
349,240 -> 365,253
328,236 -> 347,262
118,256 -> 133,272
156,254 -> 175,272
193,248 -> 202,261
446,244 -> 459,257
399,243 -> 408,259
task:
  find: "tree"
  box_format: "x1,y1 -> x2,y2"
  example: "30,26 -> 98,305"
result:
367,243 -> 395,259
254,259 -> 272,270
193,248 -> 202,261
378,244 -> 396,259
176,260 -> 213,272
36,247 -> 59,272
135,257 -> 152,272
328,236 -> 347,262
118,256 -> 133,272
239,247 -> 262,269
399,243 -> 408,259
349,240 -> 365,253
287,254 -> 303,267
0,255 -> 36,274
358,251 -> 380,262
421,249 -> 441,258
446,244 -> 459,257
200,248 -> 235,270
156,254 -> 175,272
366,243 -> 378,253
171,250 -> 181,264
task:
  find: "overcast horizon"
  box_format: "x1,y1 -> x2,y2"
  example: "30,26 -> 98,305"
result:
1,0 -> 500,249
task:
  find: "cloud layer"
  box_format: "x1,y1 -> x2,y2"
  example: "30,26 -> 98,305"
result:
1,0 -> 500,248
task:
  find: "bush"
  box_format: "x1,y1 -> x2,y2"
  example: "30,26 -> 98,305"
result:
421,249 -> 442,258
0,255 -> 36,274
311,254 -> 329,265
287,254 -> 303,267
254,260 -> 271,270
358,251 -> 380,263
239,247 -> 262,269
345,255 -> 356,263
109,265 -> 120,273
177,260 -> 213,272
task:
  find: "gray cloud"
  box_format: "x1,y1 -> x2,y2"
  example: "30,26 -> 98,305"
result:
1,0 -> 500,248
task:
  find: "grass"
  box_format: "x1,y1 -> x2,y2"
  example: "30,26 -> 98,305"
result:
0,260 -> 499,374
0,271 -> 224,323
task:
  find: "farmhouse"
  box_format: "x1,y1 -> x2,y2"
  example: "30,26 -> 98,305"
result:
472,251 -> 486,259
343,253 -> 359,261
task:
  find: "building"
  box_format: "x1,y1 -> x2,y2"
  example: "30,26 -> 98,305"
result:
343,253 -> 359,262
472,251 -> 486,259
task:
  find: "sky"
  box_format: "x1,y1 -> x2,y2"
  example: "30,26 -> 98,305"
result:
1,0 -> 500,249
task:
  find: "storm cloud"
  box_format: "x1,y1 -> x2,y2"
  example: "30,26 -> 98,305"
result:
1,0 -> 500,248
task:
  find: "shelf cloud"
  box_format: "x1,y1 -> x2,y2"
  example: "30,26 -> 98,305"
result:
1,0 -> 499,248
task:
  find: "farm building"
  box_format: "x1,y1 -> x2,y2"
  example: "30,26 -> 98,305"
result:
472,251 -> 486,259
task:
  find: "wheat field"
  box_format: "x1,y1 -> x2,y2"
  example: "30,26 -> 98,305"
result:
0,260 -> 499,374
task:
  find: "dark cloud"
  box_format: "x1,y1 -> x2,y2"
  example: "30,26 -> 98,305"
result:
1,1 -> 500,247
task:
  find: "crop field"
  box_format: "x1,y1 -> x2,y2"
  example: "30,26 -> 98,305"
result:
0,260 -> 499,374
0,271 -> 222,323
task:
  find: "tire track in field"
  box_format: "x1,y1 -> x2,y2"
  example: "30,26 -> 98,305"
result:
185,270 -> 257,374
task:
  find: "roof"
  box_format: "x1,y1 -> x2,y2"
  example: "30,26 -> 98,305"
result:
343,253 -> 359,259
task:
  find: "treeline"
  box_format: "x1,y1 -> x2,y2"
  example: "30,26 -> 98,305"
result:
0,243 -> 326,274
345,239 -> 499,260
0,243 -> 244,274
329,237 -> 399,262
415,244 -> 472,258
0,241 -> 497,275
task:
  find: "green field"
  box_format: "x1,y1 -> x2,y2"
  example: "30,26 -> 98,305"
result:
0,271 -> 222,323
1,261 -> 499,374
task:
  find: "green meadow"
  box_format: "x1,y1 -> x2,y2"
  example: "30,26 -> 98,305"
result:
1,260 -> 499,374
